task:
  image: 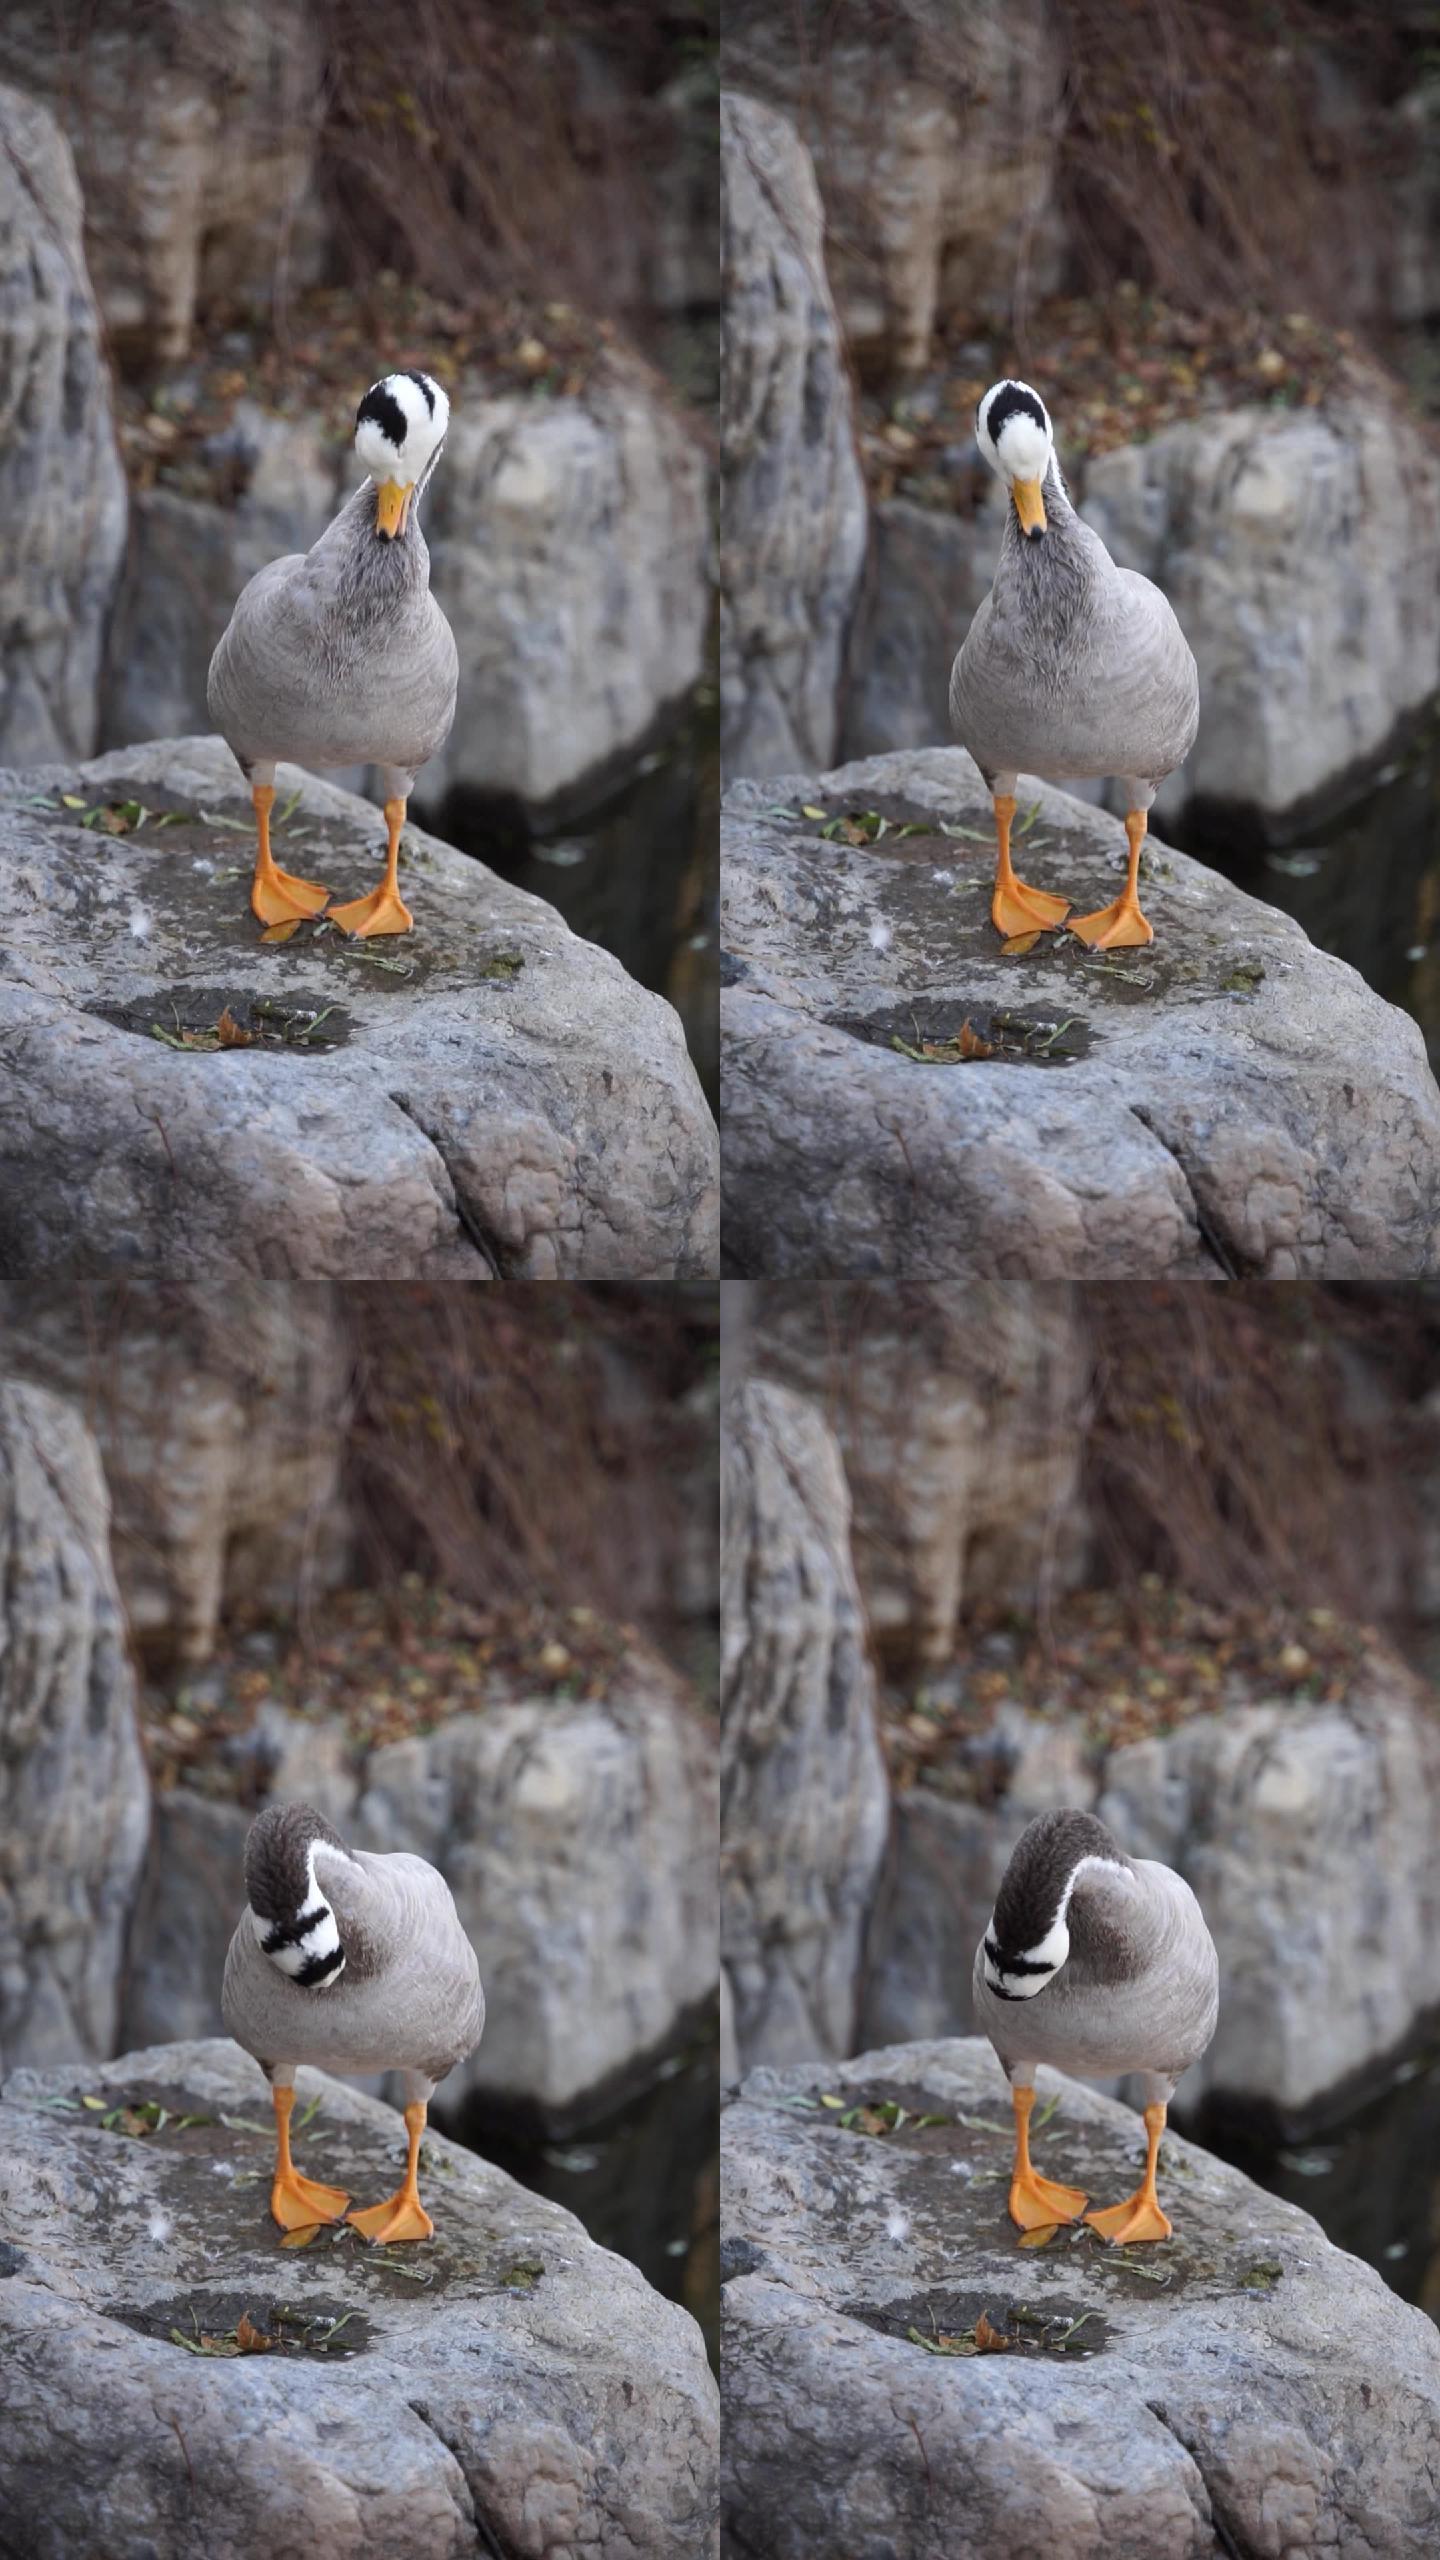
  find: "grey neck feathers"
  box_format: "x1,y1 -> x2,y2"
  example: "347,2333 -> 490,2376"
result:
319,485 -> 433,627
996,460 -> 1099,676
991,1808 -> 1128,1962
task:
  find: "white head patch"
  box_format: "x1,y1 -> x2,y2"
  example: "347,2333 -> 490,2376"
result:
976,380 -> 1054,486
354,370 -> 450,488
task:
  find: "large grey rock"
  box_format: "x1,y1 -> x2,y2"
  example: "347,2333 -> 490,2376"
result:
1082,394 -> 1440,839
719,92 -> 867,779
724,0 -> 1064,378
720,1381 -> 888,2072
102,375 -> 709,821
0,2038 -> 719,2559
0,736 -> 718,1280
0,83 -> 128,766
423,377 -> 710,816
122,1660 -> 719,2127
860,1657 -> 1440,2126
0,4 -> 325,372
0,1383 -> 149,2072
840,491 -> 1004,764
750,1283 -> 1091,1670
0,1280 -> 352,1664
721,748 -> 1440,1277
722,2038 -> 1440,2557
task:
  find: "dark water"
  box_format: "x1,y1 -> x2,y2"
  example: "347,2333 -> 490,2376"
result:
1195,2036 -> 1440,2326
1186,712 -> 1440,1075
420,678 -> 719,1112
453,2019 -> 720,2370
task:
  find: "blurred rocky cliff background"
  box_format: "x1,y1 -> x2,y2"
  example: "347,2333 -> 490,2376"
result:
0,1280 -> 719,2348
721,0 -> 1440,1072
722,1279 -> 1440,2326
0,0 -> 717,1095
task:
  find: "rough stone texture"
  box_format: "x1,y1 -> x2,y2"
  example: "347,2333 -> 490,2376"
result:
0,4 -> 326,373
859,1659 -> 1440,2125
0,1383 -> 149,2073
725,0 -> 1064,378
0,736 -> 718,1281
840,490 -> 1003,764
719,91 -> 867,780
101,374 -> 709,821
422,377 -> 710,816
1082,394 -> 1440,840
0,2039 -> 719,2560
121,1662 -> 719,2126
750,1283 -> 1091,1670
721,748 -> 1440,1278
720,1381 -> 889,2073
0,83 -> 128,766
722,2039 -> 1440,2558
0,1281 -> 352,1665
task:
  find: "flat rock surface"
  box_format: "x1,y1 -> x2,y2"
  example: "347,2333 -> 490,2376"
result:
0,2038 -> 718,2560
721,748 -> 1440,1277
722,2038 -> 1440,2558
0,737 -> 717,1279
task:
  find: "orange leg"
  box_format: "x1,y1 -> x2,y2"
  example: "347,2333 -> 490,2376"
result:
990,792 -> 1070,939
1007,2083 -> 1089,2231
1068,809 -> 1155,949
1085,2101 -> 1173,2243
249,784 -> 331,926
346,2101 -> 434,2244
327,796 -> 414,938
269,2084 -> 350,2232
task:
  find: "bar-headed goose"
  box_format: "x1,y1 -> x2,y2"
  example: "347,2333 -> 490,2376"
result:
949,380 -> 1199,949
207,370 -> 460,938
972,1807 -> 1218,2243
221,1803 -> 484,2243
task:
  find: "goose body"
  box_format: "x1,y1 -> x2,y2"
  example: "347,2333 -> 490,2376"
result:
207,369 -> 459,939
222,1802 -> 483,2243
972,1807 -> 1217,2243
949,380 -> 1199,950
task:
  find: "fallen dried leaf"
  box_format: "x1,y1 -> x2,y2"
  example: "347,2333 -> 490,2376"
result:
974,2311 -> 1012,2352
1018,2222 -> 1060,2249
235,2313 -> 273,2353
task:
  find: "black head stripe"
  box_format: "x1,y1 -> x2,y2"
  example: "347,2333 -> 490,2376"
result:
983,382 -> 1048,446
357,382 -> 409,449
261,1901 -> 329,1956
294,1946 -> 345,1989
402,368 -> 436,417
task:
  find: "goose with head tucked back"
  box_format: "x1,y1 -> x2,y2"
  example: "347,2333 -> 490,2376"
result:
221,1803 -> 484,2243
207,369 -> 459,939
972,1807 -> 1218,2244
949,379 -> 1200,950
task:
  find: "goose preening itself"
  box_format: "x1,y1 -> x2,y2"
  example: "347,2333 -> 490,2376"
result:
221,1804 -> 484,2243
949,380 -> 1199,950
972,1808 -> 1218,2244
207,370 -> 460,938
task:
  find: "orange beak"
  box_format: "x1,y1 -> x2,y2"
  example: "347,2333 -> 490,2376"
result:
375,479 -> 415,539
1011,476 -> 1047,539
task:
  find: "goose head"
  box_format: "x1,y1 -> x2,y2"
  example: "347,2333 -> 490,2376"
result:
976,379 -> 1053,542
355,370 -> 450,540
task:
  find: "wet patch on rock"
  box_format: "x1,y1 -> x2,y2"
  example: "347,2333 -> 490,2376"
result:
107,2291 -> 373,2361
89,987 -> 354,1053
844,2286 -> 1111,2361
829,995 -> 1094,1066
